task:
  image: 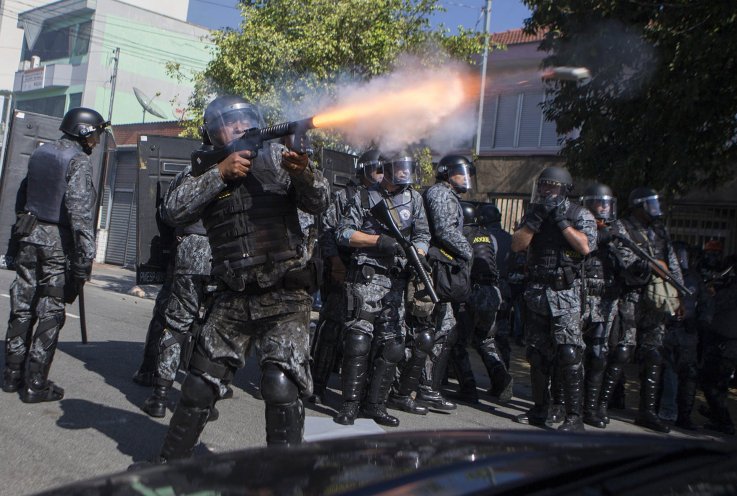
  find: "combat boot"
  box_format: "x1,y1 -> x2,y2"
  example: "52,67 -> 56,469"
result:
20,362 -> 64,403
416,387 -> 457,411
515,405 -> 552,427
360,403 -> 399,427
488,367 -> 514,403
334,400 -> 360,425
132,369 -> 155,387
142,386 -> 170,418
386,394 -> 429,415
265,400 -> 304,446
159,404 -> 211,461
361,353 -> 400,426
558,414 -> 585,432
634,363 -> 670,433
598,362 -> 624,424
2,366 -> 22,393
675,374 -> 698,431
449,344 -> 479,404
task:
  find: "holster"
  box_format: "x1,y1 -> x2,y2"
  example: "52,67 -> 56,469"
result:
14,212 -> 37,238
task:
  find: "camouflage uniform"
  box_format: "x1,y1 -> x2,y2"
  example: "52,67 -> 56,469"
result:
522,199 -> 597,427
3,137 -> 96,400
487,224 -> 513,368
309,184 -> 357,402
334,183 -> 430,425
451,224 -> 512,403
157,143 -> 328,456
607,216 -> 683,431
419,181 -> 472,408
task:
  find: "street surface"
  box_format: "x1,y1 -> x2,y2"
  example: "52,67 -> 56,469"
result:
0,264 -> 730,495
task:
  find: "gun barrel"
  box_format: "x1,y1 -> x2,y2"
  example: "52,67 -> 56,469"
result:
260,117 -> 315,142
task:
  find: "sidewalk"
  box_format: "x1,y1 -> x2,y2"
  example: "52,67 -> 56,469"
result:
88,262 -> 159,300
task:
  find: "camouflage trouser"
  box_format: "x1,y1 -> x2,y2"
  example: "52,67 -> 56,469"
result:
581,293 -> 619,356
617,289 -> 668,358
190,288 -> 313,398
155,274 -> 208,384
138,265 -> 174,373
5,241 -> 67,371
420,301 -> 458,390
524,281 -> 584,360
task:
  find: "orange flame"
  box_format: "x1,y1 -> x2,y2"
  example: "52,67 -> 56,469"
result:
312,72 -> 480,130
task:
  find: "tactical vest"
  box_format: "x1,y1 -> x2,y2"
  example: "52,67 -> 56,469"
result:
358,186 -> 414,258
202,151 -> 303,276
584,239 -> 618,293
176,220 -> 207,237
24,140 -> 81,226
467,226 -> 498,283
528,202 -> 584,273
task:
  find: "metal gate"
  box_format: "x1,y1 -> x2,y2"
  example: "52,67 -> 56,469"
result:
104,147 -> 138,266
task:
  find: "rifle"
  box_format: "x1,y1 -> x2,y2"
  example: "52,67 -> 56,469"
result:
612,233 -> 693,296
370,199 -> 439,303
78,282 -> 88,344
191,118 -> 315,176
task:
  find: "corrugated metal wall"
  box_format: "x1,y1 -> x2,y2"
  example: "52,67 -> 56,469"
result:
104,149 -> 138,266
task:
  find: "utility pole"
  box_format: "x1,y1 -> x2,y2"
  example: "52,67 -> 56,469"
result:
96,47 -> 119,230
474,0 -> 492,157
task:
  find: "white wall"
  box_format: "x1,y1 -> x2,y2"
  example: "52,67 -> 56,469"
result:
0,0 -> 48,91
116,0 -> 190,22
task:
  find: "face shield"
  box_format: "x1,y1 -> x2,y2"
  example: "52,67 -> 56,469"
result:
531,179 -> 568,206
383,157 -> 416,187
582,195 -> 617,222
632,194 -> 663,219
448,163 -> 476,194
357,158 -> 384,185
204,101 -> 262,148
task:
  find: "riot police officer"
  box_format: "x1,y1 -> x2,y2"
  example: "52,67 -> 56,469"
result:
451,201 -> 513,404
140,169 -> 213,418
417,155 -> 476,411
155,95 -> 329,457
579,183 -> 621,428
607,187 -> 684,433
309,150 -> 384,405
334,155 -> 430,426
511,166 -> 597,432
2,107 -> 109,402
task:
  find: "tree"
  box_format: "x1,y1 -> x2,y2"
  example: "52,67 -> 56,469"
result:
523,0 -> 737,197
170,0 -> 484,162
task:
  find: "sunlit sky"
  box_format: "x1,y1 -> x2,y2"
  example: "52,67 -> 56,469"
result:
186,0 -> 531,34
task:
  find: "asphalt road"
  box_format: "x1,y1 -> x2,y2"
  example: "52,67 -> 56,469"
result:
0,266 -> 729,495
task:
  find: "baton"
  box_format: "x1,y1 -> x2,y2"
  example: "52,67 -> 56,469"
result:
78,282 -> 88,344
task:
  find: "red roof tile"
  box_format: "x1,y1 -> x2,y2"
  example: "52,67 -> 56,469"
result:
112,121 -> 188,146
491,28 -> 546,46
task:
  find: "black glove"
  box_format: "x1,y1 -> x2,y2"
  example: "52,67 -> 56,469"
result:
376,234 -> 404,256
522,203 -> 547,233
72,259 -> 93,282
598,226 -> 613,244
552,203 -> 572,230
418,254 -> 432,275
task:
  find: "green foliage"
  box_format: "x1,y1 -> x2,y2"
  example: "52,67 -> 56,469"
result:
523,0 -> 737,197
172,0 -> 484,149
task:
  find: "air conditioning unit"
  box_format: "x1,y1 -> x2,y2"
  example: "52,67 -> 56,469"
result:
30,56 -> 40,68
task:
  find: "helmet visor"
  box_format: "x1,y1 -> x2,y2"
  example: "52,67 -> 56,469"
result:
448,163 -> 476,193
583,195 -> 617,221
357,159 -> 384,184
633,195 -> 662,219
384,158 -> 416,186
205,103 -> 262,148
531,179 -> 567,205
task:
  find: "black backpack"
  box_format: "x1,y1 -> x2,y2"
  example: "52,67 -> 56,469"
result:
427,245 -> 471,303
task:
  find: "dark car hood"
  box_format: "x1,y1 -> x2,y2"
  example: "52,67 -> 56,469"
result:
37,429 -> 737,496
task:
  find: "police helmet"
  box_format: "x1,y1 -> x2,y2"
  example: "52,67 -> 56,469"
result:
531,166 -> 573,205
477,203 -> 502,226
460,201 -> 476,226
382,155 -> 416,187
437,155 -> 476,194
60,107 -> 109,139
628,187 -> 662,220
202,96 -> 263,148
582,183 -> 617,222
356,149 -> 385,184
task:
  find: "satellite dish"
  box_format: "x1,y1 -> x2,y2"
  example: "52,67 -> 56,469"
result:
133,87 -> 168,122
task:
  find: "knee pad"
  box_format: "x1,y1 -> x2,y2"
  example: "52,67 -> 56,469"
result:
380,338 -> 405,364
260,363 -> 299,404
556,344 -> 582,366
180,372 -> 217,409
343,331 -> 371,358
414,328 -> 434,355
611,345 -> 632,365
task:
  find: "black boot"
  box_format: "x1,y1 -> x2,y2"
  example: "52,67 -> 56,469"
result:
159,404 -> 211,461
360,355 -> 400,427
635,363 -> 670,433
488,365 -> 513,403
132,369 -> 155,387
334,333 -> 370,425
674,372 -> 698,430
583,367 -> 606,429
265,399 -> 304,445
20,361 -> 64,403
449,340 -> 479,404
557,359 -> 585,433
2,366 -> 22,393
334,400 -> 360,425
142,385 -> 170,418
386,394 -> 428,415
598,363 -> 623,425
309,320 -> 341,405
416,388 -> 457,411
517,352 -> 551,427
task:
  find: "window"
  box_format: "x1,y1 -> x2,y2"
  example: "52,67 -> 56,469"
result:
24,21 -> 92,62
480,90 -> 561,152
68,93 -> 82,110
16,96 -> 66,117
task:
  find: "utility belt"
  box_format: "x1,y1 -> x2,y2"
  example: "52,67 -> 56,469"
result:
528,266 -> 578,291
585,278 -> 616,297
218,257 -> 321,294
349,263 -> 408,283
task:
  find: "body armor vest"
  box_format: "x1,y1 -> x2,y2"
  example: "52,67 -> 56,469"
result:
25,140 -> 81,226
177,220 -> 207,237
528,202 -> 584,273
202,151 -> 303,275
358,186 -> 414,258
467,226 -> 498,283
584,239 -> 617,287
